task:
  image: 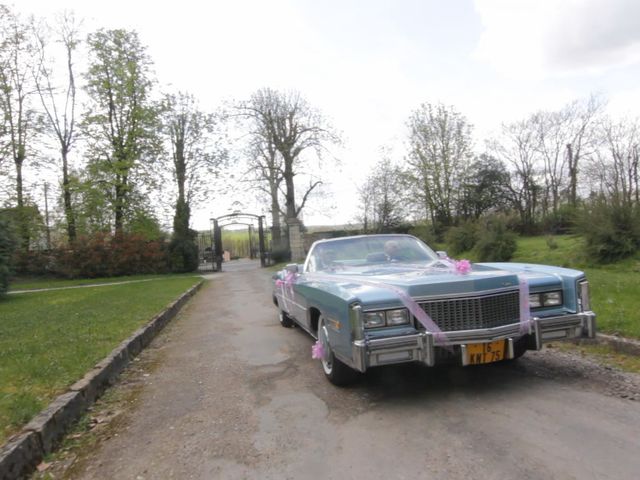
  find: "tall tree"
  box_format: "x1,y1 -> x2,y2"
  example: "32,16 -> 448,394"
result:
239,88 -> 338,223
535,95 -> 605,214
564,95 -> 605,208
458,154 -> 511,220
162,91 -> 225,271
489,117 -> 541,232
245,134 -> 284,246
535,109 -> 568,215
406,102 -> 472,229
33,11 -> 80,242
0,5 -> 40,248
358,153 -> 407,233
592,116 -> 640,206
83,28 -> 160,234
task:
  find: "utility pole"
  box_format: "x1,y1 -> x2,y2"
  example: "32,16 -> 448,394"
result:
44,182 -> 51,250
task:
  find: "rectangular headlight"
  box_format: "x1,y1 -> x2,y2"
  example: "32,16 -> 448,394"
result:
529,293 -> 542,308
542,291 -> 562,307
386,308 -> 409,326
363,311 -> 385,328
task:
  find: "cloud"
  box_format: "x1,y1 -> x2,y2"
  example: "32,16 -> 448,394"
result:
474,0 -> 640,77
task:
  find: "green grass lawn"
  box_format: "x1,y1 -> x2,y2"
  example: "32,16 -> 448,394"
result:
454,234 -> 640,340
0,275 -> 202,444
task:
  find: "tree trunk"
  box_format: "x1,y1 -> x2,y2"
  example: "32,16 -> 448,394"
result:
61,146 -> 77,242
283,153 -> 296,220
114,181 -> 126,235
14,156 -> 30,249
270,187 -> 281,247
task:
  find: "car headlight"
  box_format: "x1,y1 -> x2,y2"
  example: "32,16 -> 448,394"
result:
386,308 -> 409,326
529,293 -> 542,308
529,291 -> 563,308
363,311 -> 385,328
542,291 -> 562,307
363,308 -> 410,328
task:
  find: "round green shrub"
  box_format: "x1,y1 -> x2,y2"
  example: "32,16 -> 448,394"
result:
168,237 -> 199,273
578,201 -> 640,263
474,217 -> 517,262
445,221 -> 478,256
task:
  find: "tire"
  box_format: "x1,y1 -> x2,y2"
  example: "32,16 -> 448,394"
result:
317,316 -> 359,386
279,310 -> 295,328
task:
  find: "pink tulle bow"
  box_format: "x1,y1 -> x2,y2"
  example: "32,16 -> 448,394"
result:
311,340 -> 325,360
455,259 -> 472,274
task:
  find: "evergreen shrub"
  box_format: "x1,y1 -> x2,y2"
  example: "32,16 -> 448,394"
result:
445,221 -> 478,256
474,216 -> 517,262
578,200 -> 640,263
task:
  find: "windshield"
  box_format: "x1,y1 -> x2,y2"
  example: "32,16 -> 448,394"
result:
305,235 -> 438,273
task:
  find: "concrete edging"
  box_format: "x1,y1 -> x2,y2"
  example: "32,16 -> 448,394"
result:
586,333 -> 640,356
0,280 -> 203,480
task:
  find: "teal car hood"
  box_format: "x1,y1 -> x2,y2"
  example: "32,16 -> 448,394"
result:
301,262 -> 576,306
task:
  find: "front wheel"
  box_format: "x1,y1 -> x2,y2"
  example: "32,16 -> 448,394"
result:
317,316 -> 359,386
279,310 -> 295,328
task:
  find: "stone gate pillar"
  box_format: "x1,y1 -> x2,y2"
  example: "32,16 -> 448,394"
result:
287,218 -> 305,262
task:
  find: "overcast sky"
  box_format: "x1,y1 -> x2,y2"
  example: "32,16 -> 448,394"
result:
14,0 -> 640,230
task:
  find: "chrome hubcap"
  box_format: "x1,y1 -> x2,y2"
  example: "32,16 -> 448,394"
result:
319,318 -> 332,374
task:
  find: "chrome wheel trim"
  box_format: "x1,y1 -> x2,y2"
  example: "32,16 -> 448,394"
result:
318,317 -> 333,375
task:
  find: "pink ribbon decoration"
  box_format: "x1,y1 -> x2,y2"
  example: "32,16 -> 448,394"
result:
311,340 -> 325,359
275,270 -> 297,313
454,259 -> 472,274
517,274 -> 533,335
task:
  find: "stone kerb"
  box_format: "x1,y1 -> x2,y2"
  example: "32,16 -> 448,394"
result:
0,280 -> 203,480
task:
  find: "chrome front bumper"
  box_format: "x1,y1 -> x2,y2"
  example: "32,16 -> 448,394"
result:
348,311 -> 596,372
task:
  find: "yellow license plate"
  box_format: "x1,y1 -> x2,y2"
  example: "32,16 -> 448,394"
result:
466,340 -> 506,365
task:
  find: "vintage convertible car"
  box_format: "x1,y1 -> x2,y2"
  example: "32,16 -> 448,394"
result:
272,234 -> 596,385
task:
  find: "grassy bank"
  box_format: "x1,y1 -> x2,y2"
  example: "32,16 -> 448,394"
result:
0,275 -> 201,444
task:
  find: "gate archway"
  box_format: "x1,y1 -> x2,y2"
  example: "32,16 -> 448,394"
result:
211,213 -> 267,271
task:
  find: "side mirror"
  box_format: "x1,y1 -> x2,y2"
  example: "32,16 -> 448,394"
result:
436,250 -> 448,259
285,263 -> 299,274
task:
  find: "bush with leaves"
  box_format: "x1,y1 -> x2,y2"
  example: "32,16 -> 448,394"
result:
408,223 -> 438,247
0,217 -> 17,296
474,216 -> 517,262
540,204 -> 578,234
12,233 -> 170,278
168,199 -> 199,273
578,200 -> 640,263
168,235 -> 199,273
445,221 -> 478,256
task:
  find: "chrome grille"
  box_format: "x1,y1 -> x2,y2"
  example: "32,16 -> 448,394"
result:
418,290 -> 520,332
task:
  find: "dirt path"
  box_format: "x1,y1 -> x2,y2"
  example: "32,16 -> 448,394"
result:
59,261 -> 640,479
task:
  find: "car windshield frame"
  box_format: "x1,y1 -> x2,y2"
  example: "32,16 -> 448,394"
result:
304,235 -> 439,273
